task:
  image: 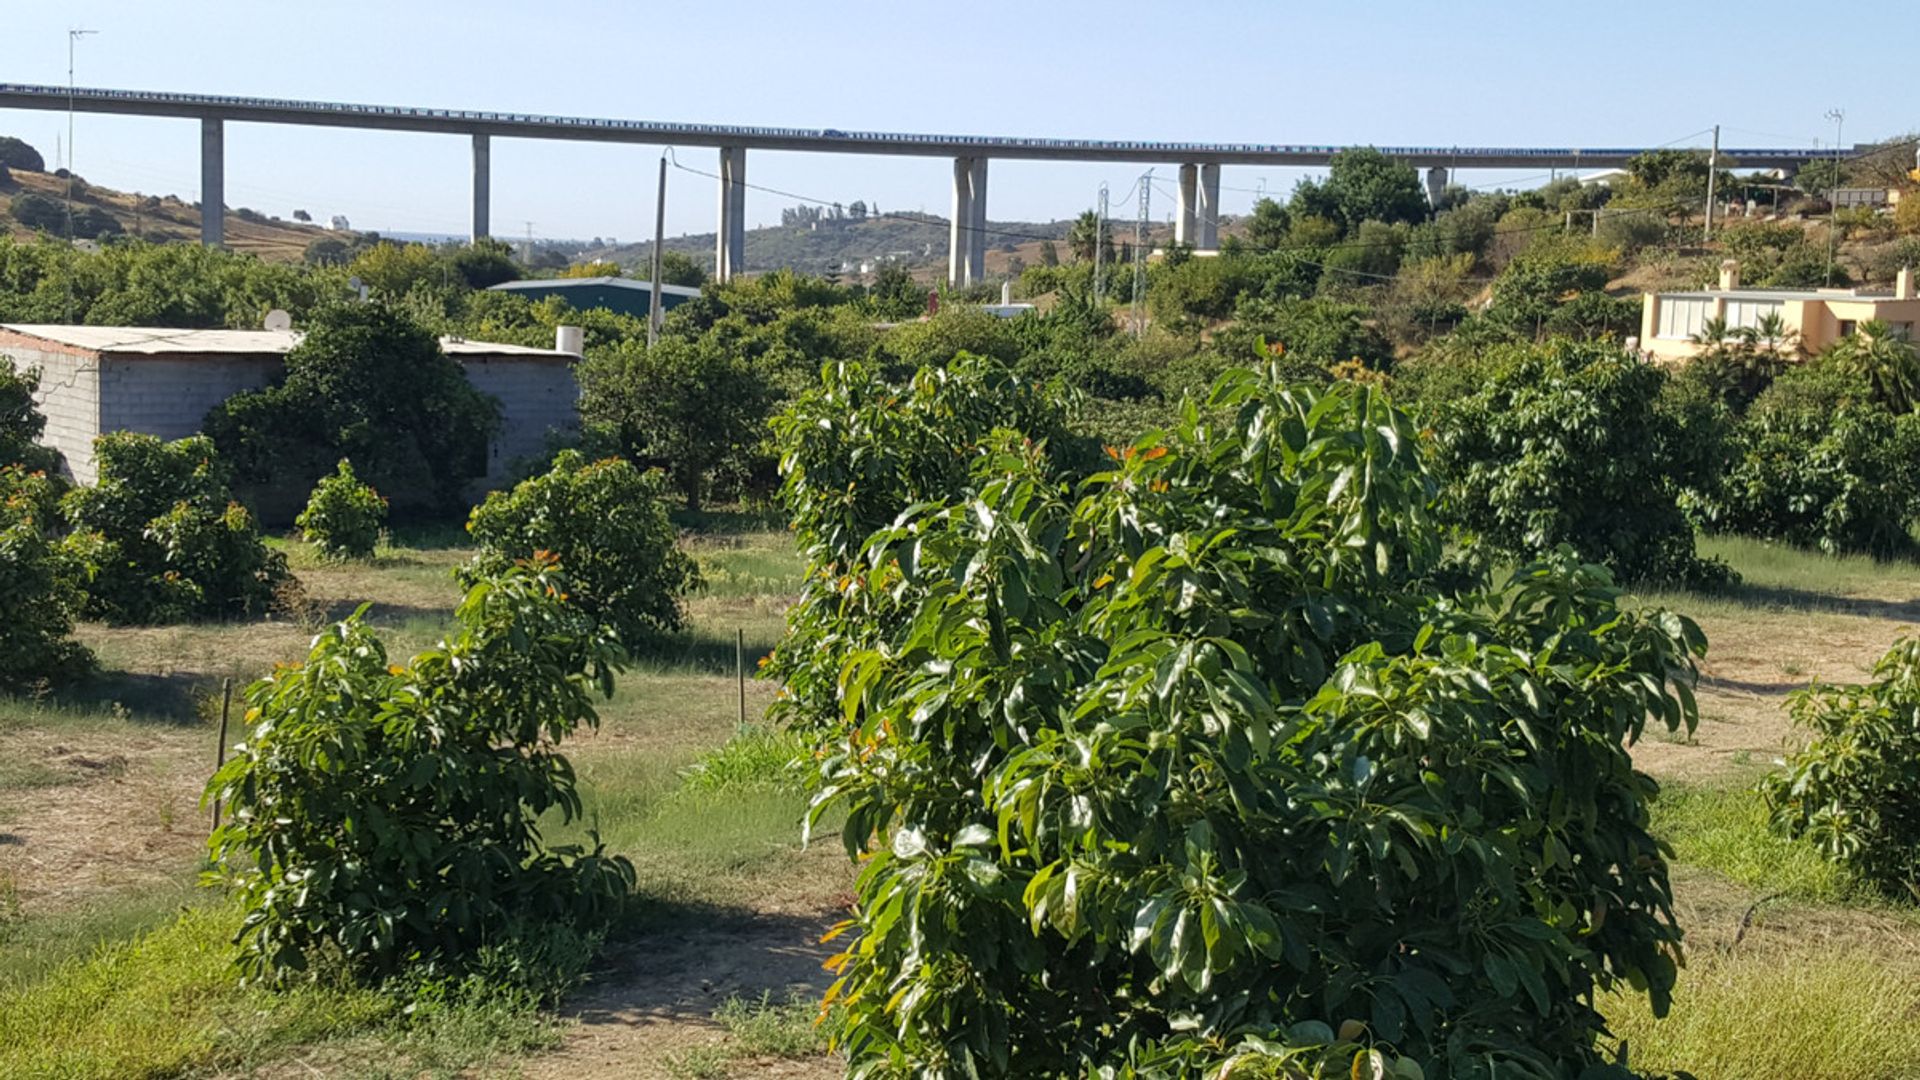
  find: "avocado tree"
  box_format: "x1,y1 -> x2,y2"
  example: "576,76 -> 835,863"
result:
772,359 -> 1705,1078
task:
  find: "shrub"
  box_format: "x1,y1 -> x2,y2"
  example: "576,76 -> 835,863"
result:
204,302 -> 500,520
296,459 -> 387,560
1710,363 -> 1920,555
9,193 -> 63,232
60,433 -> 289,624
1431,339 -> 1732,586
0,466 -> 91,691
463,451 -> 699,649
204,559 -> 636,982
1764,638 -> 1920,899
783,363 -> 1705,1077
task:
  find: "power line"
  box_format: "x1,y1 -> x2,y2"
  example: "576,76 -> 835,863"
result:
666,152 -> 1067,246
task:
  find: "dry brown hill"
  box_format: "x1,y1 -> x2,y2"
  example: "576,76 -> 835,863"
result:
1,166 -> 331,261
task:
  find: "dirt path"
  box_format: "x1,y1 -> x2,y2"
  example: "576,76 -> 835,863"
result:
524,843 -> 852,1080
1629,594 -> 1920,782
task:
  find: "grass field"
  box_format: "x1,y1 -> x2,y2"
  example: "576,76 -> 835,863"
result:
4,525 -> 1920,1078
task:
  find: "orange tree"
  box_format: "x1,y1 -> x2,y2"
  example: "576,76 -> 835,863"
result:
772,358 -> 1704,1078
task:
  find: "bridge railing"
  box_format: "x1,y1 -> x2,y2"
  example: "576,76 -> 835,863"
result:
0,83 -> 1841,161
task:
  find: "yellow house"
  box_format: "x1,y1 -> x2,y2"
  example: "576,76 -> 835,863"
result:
1639,262 -> 1918,364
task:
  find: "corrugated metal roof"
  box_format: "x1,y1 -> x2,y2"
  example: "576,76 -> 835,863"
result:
0,324 -> 571,359
2,324 -> 302,353
491,276 -> 704,298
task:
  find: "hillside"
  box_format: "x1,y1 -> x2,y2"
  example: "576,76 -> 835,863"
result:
0,164 -> 334,261
585,213 -> 1089,281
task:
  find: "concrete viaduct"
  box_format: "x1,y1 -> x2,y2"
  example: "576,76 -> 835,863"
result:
0,83 -> 1842,287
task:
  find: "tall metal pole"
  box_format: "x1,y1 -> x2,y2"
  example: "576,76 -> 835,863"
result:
649,153 -> 667,348
1702,124 -> 1720,241
65,28 -> 96,325
1093,182 -> 1108,302
1824,108 -> 1844,287
1132,171 -> 1151,337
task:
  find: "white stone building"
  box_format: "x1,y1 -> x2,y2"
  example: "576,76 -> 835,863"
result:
0,323 -> 581,488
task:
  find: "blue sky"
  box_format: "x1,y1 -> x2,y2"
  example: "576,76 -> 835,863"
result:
3,1 -> 1904,242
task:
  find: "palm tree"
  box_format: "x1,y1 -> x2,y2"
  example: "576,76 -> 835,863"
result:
1739,310 -> 1803,360
1826,320 -> 1920,413
1689,316 -> 1734,347
1067,210 -> 1104,264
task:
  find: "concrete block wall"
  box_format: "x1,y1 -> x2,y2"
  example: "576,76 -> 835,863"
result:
2,342 -> 101,483
6,335 -> 579,499
458,358 -> 580,485
97,356 -> 282,446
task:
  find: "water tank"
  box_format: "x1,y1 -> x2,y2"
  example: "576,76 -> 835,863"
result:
555,325 -> 585,355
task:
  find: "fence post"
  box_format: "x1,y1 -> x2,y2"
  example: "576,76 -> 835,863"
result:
736,628 -> 747,727
211,677 -> 232,833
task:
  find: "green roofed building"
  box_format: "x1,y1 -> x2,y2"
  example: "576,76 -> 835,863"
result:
488,276 -> 702,319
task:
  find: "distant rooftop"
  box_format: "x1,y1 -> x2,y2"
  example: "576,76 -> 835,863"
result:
1654,287 -> 1901,302
491,277 -> 703,298
0,324 -> 571,359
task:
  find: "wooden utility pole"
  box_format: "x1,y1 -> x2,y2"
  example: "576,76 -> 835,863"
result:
649,154 -> 667,348
1703,125 -> 1720,241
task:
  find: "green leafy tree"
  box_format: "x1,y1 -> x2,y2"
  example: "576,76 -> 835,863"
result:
1244,196 -> 1291,249
1484,248 -> 1616,336
0,136 -> 45,172
0,466 -> 91,691
9,193 -> 64,232
1765,638 -> 1920,899
1624,148 -> 1728,200
657,248 -> 709,288
576,334 -> 775,509
1315,147 -> 1430,231
463,451 -> 700,647
1209,296 -> 1393,375
0,356 -> 58,473
1431,339 -> 1732,585
1824,319 -> 1920,413
765,354 -> 1083,736
204,302 -> 500,518
1710,361 -> 1920,555
60,433 -> 290,624
447,238 -> 521,289
866,263 -> 924,320
296,459 -> 387,560
1066,210 -> 1109,264
780,362 -> 1704,1078
1038,239 -> 1060,267
204,559 -> 635,982
346,241 -> 442,297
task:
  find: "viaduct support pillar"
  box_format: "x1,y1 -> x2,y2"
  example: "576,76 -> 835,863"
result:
1175,163 -> 1198,247
716,146 -> 747,282
199,117 -> 224,248
1196,163 -> 1221,249
966,157 -> 988,287
471,134 -> 491,242
1425,166 -> 1449,208
946,157 -> 991,288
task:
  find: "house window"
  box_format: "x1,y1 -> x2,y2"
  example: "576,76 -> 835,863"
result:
1891,322 -> 1915,341
1657,297 -> 1712,339
1838,319 -> 1858,338
1725,299 -> 1784,331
